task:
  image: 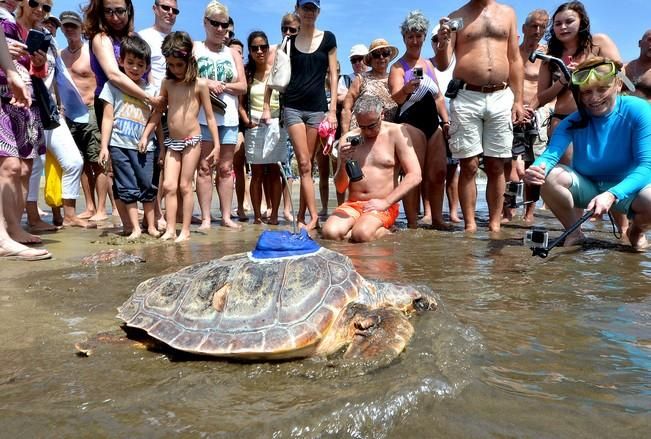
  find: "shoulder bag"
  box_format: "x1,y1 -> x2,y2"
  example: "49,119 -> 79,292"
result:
31,76 -> 60,130
267,36 -> 291,93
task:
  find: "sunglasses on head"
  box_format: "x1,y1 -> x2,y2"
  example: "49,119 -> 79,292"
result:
571,62 -> 617,86
281,25 -> 299,35
350,56 -> 364,64
371,49 -> 392,59
157,3 -> 180,16
28,0 -> 51,13
250,44 -> 269,53
205,17 -> 229,30
103,7 -> 128,17
162,48 -> 188,58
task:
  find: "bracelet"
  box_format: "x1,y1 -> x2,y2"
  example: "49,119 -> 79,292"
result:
442,121 -> 450,125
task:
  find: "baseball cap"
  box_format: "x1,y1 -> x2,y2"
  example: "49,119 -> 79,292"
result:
349,44 -> 368,60
59,11 -> 83,27
297,0 -> 320,7
43,16 -> 61,28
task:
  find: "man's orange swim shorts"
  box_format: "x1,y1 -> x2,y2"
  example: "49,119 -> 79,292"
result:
333,200 -> 399,229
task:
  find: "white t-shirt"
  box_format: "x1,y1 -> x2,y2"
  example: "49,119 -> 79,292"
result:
434,55 -> 456,109
138,27 -> 168,90
194,41 -> 239,127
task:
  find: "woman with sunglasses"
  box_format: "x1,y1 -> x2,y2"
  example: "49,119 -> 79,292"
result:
194,0 -> 246,230
537,1 -> 621,164
83,0 -> 162,224
238,31 -> 286,225
17,0 -> 95,231
341,38 -> 399,134
263,0 -> 338,232
0,0 -> 51,247
389,10 -> 450,230
525,57 -> 651,251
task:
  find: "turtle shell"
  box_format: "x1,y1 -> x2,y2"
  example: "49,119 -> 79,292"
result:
117,248 -> 368,358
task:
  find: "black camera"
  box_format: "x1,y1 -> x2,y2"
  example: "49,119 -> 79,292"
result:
525,227 -> 549,249
345,159 -> 364,182
504,181 -> 524,208
413,66 -> 424,79
347,135 -> 362,146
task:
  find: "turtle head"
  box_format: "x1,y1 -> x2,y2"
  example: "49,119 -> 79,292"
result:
369,282 -> 438,314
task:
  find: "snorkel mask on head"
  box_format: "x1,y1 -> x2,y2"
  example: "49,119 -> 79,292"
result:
571,60 -> 636,92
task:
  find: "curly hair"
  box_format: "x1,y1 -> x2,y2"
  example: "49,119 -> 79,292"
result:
161,31 -> 198,83
244,31 -> 268,85
400,10 -> 429,35
82,0 -> 134,41
546,1 -> 593,59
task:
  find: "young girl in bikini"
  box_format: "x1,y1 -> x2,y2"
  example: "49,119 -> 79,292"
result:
140,31 -> 220,243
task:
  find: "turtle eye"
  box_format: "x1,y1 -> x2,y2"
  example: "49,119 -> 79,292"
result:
414,298 -> 432,312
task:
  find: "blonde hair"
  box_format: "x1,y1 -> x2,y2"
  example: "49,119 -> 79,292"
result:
16,0 -> 52,21
205,0 -> 228,18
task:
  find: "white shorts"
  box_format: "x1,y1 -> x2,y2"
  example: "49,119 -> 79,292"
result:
448,88 -> 514,159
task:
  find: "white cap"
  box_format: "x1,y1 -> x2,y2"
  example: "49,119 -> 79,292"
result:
349,44 -> 368,59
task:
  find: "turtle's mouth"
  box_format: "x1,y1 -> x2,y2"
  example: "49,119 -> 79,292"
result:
414,297 -> 437,313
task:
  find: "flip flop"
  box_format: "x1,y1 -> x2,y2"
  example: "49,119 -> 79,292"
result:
0,247 -> 52,261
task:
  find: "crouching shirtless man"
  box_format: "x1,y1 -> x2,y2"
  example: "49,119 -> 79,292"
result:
322,95 -> 422,243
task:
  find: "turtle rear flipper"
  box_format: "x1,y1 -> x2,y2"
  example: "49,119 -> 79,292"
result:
74,328 -> 161,357
343,307 -> 414,361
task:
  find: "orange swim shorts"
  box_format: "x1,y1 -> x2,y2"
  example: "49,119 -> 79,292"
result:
333,200 -> 400,229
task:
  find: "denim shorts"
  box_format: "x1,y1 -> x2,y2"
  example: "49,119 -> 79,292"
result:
200,124 -> 239,145
109,146 -> 157,204
283,107 -> 325,128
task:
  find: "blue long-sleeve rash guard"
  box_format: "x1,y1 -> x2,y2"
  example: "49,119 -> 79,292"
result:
533,96 -> 651,201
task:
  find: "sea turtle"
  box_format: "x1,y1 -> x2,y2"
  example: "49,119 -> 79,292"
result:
116,231 -> 437,361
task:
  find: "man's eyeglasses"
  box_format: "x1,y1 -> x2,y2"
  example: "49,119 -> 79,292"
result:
358,117 -> 381,130
28,0 -> 52,13
371,49 -> 392,59
250,44 -> 269,53
103,7 -> 128,17
571,62 -> 617,86
350,56 -> 364,64
205,17 -> 229,30
156,3 -> 180,16
281,26 -> 298,35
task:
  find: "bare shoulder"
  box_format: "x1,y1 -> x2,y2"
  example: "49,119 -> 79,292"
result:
593,33 -> 615,45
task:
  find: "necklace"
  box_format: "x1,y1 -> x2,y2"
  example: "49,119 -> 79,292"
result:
66,45 -> 82,55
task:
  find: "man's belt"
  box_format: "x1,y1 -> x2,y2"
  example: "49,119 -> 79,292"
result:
462,82 -> 509,93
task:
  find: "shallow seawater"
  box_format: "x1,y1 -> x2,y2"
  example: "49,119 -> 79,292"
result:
1,199 -> 650,437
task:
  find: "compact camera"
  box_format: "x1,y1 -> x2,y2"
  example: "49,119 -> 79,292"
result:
504,181 -> 524,208
25,29 -> 52,54
347,135 -> 363,146
345,159 -> 364,182
413,66 -> 424,80
448,18 -> 465,32
525,228 -> 549,249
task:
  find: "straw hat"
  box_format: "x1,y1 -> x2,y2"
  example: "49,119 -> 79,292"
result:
364,38 -> 399,64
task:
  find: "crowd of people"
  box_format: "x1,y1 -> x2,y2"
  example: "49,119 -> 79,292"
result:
0,0 -> 649,262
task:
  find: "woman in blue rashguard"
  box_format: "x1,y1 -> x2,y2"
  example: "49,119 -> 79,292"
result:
525,57 -> 651,251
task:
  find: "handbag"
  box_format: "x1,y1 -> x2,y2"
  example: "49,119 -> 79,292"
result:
267,36 -> 291,92
31,75 -> 60,130
44,150 -> 62,207
210,90 -> 227,115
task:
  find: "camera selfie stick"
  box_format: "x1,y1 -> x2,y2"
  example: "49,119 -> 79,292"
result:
529,51 -> 580,108
278,162 -> 297,235
531,209 -> 595,258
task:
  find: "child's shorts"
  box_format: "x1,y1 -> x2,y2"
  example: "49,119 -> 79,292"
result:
110,146 -> 157,204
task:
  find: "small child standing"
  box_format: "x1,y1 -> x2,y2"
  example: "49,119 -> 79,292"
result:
98,35 -> 160,240
141,31 -> 220,243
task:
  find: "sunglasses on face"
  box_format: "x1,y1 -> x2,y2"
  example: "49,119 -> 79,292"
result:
350,56 -> 364,64
157,3 -> 180,16
250,44 -> 269,53
205,17 -> 229,30
371,49 -> 392,59
281,26 -> 298,35
28,0 -> 52,13
571,62 -> 617,86
300,4 -> 318,12
103,7 -> 128,17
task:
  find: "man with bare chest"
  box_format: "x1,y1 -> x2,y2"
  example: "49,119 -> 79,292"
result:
625,30 -> 651,89
322,95 -> 422,243
59,11 -> 103,220
436,0 -> 525,232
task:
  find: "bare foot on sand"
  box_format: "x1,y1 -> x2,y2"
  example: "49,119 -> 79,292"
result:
563,231 -> 586,247
284,210 -> 294,222
127,229 -> 142,241
10,227 -> 43,244
28,220 -> 59,233
221,218 -> 243,229
63,217 -> 97,229
89,212 -> 109,222
298,219 -> 319,232
157,218 -> 167,231
430,220 -> 453,231
266,216 -> 279,226
237,209 -> 248,222
160,231 -> 176,241
175,231 -> 191,243
147,228 -> 161,238
77,210 -> 95,220
253,217 -> 263,224
464,222 -> 478,233
450,215 -> 461,223
198,222 -> 211,233
626,226 -> 649,252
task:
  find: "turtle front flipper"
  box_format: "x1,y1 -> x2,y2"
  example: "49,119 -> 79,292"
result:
343,307 -> 415,361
